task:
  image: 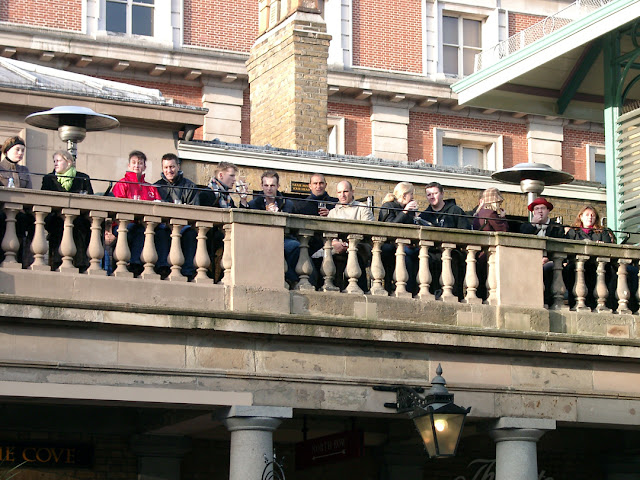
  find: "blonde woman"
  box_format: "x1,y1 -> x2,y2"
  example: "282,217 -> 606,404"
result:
378,182 -> 419,223
378,182 -> 420,294
473,188 -> 508,232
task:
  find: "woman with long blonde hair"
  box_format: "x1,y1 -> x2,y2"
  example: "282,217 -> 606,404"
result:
378,182 -> 419,223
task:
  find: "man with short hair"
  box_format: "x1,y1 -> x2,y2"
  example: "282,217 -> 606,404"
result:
419,182 -> 470,229
248,170 -> 300,285
295,173 -> 337,216
418,182 -> 470,299
200,161 -> 249,208
199,161 -> 249,281
154,153 -> 200,279
327,181 -> 373,292
112,150 -> 161,276
520,197 -> 565,306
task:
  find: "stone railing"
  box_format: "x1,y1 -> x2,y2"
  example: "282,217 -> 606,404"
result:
3,188 -> 640,324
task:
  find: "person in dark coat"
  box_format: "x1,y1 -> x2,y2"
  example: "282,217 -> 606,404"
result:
153,153 -> 200,280
378,182 -> 420,294
293,173 -> 338,287
519,197 -> 565,306
564,205 -> 621,310
0,136 -> 34,267
41,149 -> 94,272
248,170 -> 300,286
419,182 -> 471,299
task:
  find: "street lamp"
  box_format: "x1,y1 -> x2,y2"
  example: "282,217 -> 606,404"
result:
25,106 -> 120,159
375,364 -> 470,458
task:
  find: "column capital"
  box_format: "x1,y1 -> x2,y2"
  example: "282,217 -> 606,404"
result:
217,405 -> 293,432
489,417 -> 556,443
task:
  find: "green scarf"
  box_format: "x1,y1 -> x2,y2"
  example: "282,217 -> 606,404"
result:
56,166 -> 76,191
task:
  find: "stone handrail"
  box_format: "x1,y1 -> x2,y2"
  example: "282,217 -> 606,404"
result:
3,187 -> 640,318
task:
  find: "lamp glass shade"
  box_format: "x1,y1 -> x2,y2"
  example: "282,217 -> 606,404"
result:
412,408 -> 468,457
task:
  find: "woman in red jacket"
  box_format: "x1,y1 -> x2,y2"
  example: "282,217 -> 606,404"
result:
112,151 -> 160,275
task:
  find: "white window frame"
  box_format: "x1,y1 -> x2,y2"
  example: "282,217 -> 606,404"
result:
86,0 -> 180,46
325,0 -> 352,67
586,144 -> 606,185
434,2 -> 496,79
328,116 -> 345,155
434,128 -> 503,171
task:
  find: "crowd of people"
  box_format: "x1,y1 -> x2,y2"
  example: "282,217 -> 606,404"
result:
0,135 -> 627,306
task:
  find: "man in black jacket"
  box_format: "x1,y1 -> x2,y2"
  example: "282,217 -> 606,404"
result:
154,153 -> 200,279
419,182 -> 470,299
520,197 -> 565,306
294,173 -> 338,287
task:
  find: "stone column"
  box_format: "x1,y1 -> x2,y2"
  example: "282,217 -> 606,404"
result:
371,98 -> 411,162
489,418 -> 555,480
130,435 -> 191,480
219,406 -> 293,480
202,79 -> 247,143
247,5 -> 330,152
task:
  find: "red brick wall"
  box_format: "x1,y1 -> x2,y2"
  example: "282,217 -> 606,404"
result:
508,12 -> 545,36
241,88 -> 251,145
0,0 -> 82,30
100,76 -> 203,107
328,102 -> 372,157
562,128 -> 604,181
184,0 -> 258,52
408,112 -> 528,167
352,0 -> 422,73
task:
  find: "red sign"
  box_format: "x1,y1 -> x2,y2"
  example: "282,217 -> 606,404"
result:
295,430 -> 364,470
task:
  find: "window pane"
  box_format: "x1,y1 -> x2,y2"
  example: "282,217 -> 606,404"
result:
443,46 -> 458,75
463,19 -> 481,48
442,145 -> 459,166
132,4 -> 153,36
462,147 -> 483,168
106,1 -> 126,33
443,16 -> 458,45
595,157 -> 606,185
463,48 -> 478,76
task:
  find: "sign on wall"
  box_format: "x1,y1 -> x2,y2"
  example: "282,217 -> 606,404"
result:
0,443 -> 93,468
295,430 -> 364,470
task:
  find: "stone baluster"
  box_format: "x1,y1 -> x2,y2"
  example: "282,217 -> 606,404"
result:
140,216 -> 161,280
58,208 -> 80,273
345,234 -> 364,294
394,238 -> 411,298
573,255 -> 590,311
463,245 -> 482,304
0,203 -> 22,268
321,232 -> 339,292
86,211 -> 107,276
595,257 -> 611,312
550,252 -> 568,310
221,224 -> 232,285
417,240 -> 434,301
194,221 -> 213,284
113,213 -> 134,277
440,243 -> 457,303
168,219 -> 187,281
295,229 -> 314,290
30,206 -> 51,271
484,247 -> 498,306
616,258 -> 632,314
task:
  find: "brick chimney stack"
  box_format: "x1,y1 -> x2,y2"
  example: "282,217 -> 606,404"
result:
247,0 -> 330,152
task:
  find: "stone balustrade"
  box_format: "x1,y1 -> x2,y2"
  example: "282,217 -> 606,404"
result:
3,188 -> 640,332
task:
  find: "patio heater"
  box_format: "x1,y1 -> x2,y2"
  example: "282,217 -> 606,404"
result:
25,106 -> 120,159
491,162 -> 574,207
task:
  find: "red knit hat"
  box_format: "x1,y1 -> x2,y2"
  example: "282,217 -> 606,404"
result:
528,197 -> 554,212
